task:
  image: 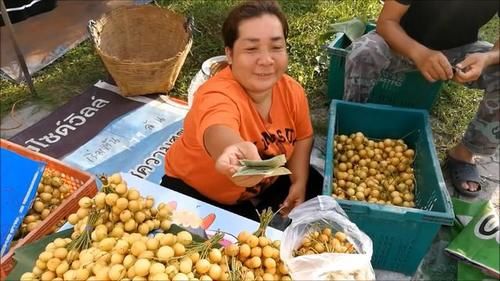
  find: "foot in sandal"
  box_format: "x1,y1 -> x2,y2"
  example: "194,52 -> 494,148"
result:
445,143 -> 482,197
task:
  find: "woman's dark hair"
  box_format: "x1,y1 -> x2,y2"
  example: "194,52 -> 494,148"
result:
222,0 -> 289,48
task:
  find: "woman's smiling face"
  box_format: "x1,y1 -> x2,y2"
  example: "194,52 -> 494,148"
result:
225,14 -> 288,99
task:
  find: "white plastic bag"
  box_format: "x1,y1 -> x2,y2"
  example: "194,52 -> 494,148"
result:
281,195 -> 376,280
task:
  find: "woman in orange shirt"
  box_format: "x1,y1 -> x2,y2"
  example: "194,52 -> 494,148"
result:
162,0 -> 322,224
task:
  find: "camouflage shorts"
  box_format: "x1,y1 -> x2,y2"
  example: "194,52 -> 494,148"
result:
344,31 -> 499,155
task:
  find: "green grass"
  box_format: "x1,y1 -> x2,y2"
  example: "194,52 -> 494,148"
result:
0,0 -> 498,159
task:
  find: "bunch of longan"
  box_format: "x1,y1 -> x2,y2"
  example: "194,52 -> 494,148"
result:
294,226 -> 355,256
221,230 -> 291,281
68,173 -> 173,241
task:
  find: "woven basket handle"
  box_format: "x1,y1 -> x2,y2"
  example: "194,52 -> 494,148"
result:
184,15 -> 195,38
87,19 -> 100,46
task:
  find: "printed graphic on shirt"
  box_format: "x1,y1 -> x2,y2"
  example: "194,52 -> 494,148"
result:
236,127 -> 293,203
259,128 -> 296,151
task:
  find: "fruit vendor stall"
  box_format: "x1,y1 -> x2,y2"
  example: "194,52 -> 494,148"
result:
2,92 -> 498,280
3,96 -> 498,280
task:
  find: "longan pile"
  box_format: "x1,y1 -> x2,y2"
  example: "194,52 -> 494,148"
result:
68,173 -> 173,240
19,176 -> 291,281
20,230 -> 237,281
332,132 -> 417,208
221,231 -> 291,281
294,226 -> 355,256
19,174 -> 241,281
17,168 -> 73,238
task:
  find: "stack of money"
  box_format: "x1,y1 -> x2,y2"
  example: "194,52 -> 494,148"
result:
233,154 -> 292,177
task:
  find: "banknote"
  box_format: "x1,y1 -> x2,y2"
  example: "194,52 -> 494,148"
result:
239,154 -> 287,168
233,154 -> 291,177
232,166 -> 291,177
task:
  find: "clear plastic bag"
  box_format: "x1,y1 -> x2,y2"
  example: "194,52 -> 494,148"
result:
281,195 -> 376,280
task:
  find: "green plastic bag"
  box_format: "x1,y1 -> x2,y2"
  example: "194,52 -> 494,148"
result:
446,200 -> 499,278
458,262 -> 498,281
450,198 -> 488,239
329,18 -> 366,42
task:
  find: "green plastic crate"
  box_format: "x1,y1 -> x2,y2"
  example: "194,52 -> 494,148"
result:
322,100 -> 454,275
327,23 -> 443,110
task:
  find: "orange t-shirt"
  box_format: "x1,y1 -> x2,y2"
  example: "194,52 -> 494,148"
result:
165,66 -> 313,205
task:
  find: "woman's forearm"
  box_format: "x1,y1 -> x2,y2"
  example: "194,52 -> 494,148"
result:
204,125 -> 243,160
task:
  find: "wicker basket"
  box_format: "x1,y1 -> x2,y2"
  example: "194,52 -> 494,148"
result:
88,5 -> 192,96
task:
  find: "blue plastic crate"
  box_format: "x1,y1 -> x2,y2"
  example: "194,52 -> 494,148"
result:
326,23 -> 443,110
322,100 -> 454,275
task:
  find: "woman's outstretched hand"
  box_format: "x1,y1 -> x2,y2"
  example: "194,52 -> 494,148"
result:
215,141 -> 265,187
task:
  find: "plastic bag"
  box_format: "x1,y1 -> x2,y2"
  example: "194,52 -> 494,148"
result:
281,196 -> 375,280
446,200 -> 499,279
329,18 -> 366,42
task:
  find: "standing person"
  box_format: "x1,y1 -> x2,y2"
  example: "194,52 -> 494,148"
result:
161,0 -> 322,223
344,0 -> 499,197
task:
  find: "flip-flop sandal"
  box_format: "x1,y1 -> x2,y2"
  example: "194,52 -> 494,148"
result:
445,156 -> 482,197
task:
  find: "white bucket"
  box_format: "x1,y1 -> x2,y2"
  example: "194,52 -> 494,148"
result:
187,55 -> 228,108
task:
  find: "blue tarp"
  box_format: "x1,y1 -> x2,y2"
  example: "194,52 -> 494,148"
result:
0,148 -> 45,256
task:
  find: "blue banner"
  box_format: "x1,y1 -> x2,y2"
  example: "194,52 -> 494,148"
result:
63,97 -> 187,184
